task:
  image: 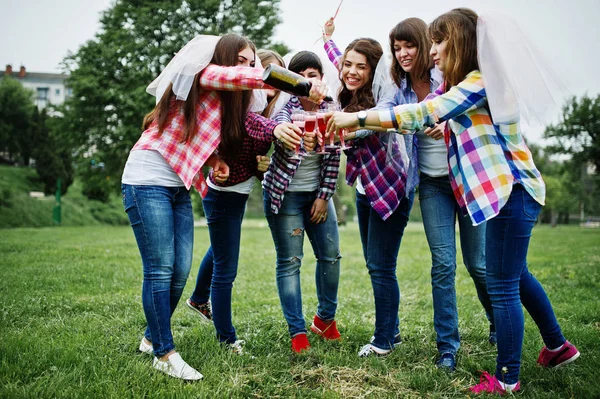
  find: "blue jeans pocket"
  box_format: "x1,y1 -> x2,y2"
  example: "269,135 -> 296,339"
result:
202,188 -> 219,219
521,189 -> 542,222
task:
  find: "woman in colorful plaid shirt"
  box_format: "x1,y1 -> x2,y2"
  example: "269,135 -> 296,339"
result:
326,9 -> 580,394
322,20 -> 414,358
122,34 -> 321,380
262,51 -> 342,353
387,15 -> 495,372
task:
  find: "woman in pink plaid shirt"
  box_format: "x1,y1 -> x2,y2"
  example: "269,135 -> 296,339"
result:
122,34 -> 322,380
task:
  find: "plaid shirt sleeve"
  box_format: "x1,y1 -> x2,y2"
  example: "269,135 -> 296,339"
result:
245,112 -> 278,142
317,152 -> 340,201
274,99 -> 293,123
199,65 -> 265,91
324,40 -> 342,69
379,72 -> 487,131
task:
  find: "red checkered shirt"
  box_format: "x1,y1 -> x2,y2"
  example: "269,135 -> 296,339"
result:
132,65 -> 266,196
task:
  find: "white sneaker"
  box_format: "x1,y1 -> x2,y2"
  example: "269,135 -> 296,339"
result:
358,343 -> 392,357
139,338 -> 153,355
228,340 -> 246,356
152,353 -> 203,381
370,333 -> 402,348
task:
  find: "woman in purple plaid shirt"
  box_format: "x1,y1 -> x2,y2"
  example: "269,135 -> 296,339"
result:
322,20 -> 414,358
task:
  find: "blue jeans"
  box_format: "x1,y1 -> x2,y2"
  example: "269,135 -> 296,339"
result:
419,174 -> 494,356
486,184 -> 565,384
264,191 -> 341,337
122,184 -> 194,357
191,187 -> 249,344
356,191 -> 413,350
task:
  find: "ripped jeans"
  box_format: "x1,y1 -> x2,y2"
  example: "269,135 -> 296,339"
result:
264,190 -> 341,337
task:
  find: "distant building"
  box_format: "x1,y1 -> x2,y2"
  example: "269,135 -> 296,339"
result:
3,64 -> 70,109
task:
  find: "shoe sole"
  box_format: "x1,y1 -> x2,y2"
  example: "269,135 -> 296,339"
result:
310,323 -> 341,340
553,350 -> 581,368
185,299 -> 212,323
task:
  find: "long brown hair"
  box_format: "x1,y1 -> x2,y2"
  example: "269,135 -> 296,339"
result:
142,77 -> 202,144
429,10 -> 479,91
212,34 -> 256,158
142,33 -> 256,156
338,38 -> 382,112
257,49 -> 285,118
389,18 -> 433,87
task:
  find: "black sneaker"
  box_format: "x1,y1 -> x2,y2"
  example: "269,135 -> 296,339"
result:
488,326 -> 497,346
186,299 -> 212,322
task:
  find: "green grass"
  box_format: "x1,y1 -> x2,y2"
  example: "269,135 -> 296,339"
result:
1,223 -> 598,398
0,165 -> 128,228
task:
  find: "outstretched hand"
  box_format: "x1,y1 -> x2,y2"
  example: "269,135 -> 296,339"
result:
323,17 -> 335,40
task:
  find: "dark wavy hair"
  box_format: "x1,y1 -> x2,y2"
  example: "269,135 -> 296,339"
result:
338,38 -> 383,112
389,17 -> 433,87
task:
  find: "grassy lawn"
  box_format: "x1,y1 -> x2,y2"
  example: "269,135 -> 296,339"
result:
1,222 -> 598,398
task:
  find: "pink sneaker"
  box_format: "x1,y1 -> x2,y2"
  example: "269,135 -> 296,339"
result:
469,371 -> 520,395
537,340 -> 580,368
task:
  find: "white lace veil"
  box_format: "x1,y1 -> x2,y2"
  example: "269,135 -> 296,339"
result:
147,35 -> 221,104
477,13 -> 570,126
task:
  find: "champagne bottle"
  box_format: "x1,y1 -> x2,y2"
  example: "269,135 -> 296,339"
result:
262,64 -> 333,102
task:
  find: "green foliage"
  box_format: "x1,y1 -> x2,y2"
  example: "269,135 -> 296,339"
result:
79,158 -> 113,203
1,224 -> 598,397
58,0 -> 284,189
0,165 -> 128,228
32,108 -> 74,195
545,95 -> 600,172
0,76 -> 34,164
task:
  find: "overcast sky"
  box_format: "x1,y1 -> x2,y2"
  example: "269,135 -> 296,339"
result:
1,0 -> 598,98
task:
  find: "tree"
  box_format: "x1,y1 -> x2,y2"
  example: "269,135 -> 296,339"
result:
58,0 -> 285,191
544,95 -> 600,219
544,95 -> 600,172
0,76 -> 34,164
33,108 -> 74,195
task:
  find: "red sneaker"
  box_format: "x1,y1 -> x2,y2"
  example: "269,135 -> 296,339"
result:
537,340 -> 580,368
310,315 -> 341,340
291,333 -> 310,353
469,371 -> 520,395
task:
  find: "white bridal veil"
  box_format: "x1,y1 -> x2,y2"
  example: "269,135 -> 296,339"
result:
477,13 -> 570,126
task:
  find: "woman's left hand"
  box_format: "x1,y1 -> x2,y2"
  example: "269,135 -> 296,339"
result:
212,159 -> 230,183
303,131 -> 317,152
310,198 -> 328,224
327,111 -> 359,136
256,155 -> 270,172
424,122 -> 446,140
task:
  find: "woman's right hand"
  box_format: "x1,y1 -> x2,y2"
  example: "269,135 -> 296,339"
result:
323,17 -> 335,41
274,122 -> 303,151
